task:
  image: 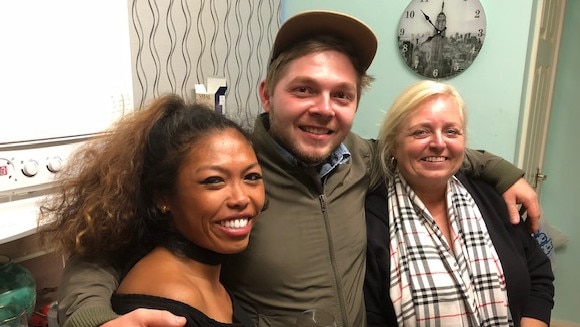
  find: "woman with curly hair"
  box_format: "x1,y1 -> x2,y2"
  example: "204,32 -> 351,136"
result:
39,94 -> 265,327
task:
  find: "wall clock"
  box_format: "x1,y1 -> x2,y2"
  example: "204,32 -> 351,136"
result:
397,0 -> 487,79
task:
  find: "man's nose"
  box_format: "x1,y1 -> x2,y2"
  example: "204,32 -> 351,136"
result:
310,94 -> 335,117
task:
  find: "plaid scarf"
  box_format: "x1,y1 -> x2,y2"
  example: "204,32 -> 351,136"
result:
388,173 -> 513,326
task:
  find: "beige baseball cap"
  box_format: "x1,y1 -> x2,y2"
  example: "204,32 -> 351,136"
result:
270,10 -> 378,71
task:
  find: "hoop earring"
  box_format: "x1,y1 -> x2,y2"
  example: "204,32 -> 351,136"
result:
160,205 -> 169,214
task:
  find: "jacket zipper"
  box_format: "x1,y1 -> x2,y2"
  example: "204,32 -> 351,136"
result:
319,193 -> 349,326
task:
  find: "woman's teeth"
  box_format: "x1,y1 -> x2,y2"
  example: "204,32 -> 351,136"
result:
220,218 -> 249,229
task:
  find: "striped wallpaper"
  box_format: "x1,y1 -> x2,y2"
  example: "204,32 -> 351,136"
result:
128,0 -> 281,129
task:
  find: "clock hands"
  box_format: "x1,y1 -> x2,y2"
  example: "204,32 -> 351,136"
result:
421,34 -> 438,45
422,35 -> 435,45
420,10 -> 440,32
421,26 -> 447,45
420,7 -> 446,46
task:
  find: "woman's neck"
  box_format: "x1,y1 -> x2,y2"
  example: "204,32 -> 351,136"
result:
412,183 -> 447,209
410,181 -> 454,247
181,254 -> 222,283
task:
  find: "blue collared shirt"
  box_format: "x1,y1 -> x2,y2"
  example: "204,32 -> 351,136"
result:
274,141 -> 351,179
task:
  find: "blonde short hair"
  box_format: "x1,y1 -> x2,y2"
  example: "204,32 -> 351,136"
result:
375,80 -> 467,181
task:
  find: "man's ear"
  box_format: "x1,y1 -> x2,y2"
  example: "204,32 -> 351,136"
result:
259,81 -> 271,113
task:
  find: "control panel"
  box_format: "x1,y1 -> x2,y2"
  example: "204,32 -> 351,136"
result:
0,141 -> 82,196
0,137 -> 89,243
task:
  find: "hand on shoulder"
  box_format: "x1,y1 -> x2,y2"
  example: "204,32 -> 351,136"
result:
100,308 -> 186,327
501,177 -> 541,232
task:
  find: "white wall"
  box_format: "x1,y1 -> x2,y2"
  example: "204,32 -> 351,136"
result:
0,1 -> 132,143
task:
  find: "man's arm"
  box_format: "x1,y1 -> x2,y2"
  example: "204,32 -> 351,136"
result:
464,148 -> 540,232
464,148 -> 524,192
57,257 -> 120,327
58,257 -> 186,327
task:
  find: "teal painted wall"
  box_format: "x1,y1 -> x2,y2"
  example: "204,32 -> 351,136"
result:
283,0 -> 579,322
541,0 -> 580,322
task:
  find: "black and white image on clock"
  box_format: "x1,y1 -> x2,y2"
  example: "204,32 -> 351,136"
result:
398,0 -> 487,79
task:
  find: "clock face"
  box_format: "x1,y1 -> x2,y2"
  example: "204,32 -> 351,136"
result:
397,0 -> 487,79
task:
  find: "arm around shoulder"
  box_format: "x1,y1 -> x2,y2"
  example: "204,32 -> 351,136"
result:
464,149 -> 541,230
57,257 -> 120,327
464,148 -> 524,194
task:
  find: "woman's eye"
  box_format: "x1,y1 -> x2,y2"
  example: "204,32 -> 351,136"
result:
245,173 -> 263,182
411,130 -> 430,138
445,128 -> 462,137
201,176 -> 224,185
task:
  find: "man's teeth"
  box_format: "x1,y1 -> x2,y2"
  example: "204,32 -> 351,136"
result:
303,127 -> 329,135
424,157 -> 446,162
220,218 -> 249,229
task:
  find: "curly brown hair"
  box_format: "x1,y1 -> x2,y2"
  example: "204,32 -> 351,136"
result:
38,94 -> 251,267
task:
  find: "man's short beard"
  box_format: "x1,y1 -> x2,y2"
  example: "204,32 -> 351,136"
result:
267,113 -> 330,166
292,146 -> 326,166
275,136 -> 327,166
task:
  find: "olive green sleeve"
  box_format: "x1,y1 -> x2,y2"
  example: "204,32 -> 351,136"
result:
464,148 -> 525,194
57,257 -> 121,327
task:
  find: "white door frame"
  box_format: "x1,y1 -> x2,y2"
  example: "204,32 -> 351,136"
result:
517,0 -> 566,199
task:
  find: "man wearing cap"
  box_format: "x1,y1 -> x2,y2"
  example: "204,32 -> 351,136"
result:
56,10 -> 540,327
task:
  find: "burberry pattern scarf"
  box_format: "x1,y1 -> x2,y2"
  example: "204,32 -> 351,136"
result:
388,173 -> 513,326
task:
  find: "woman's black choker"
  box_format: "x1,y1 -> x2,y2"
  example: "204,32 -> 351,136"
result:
182,239 -> 226,266
163,232 -> 226,266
